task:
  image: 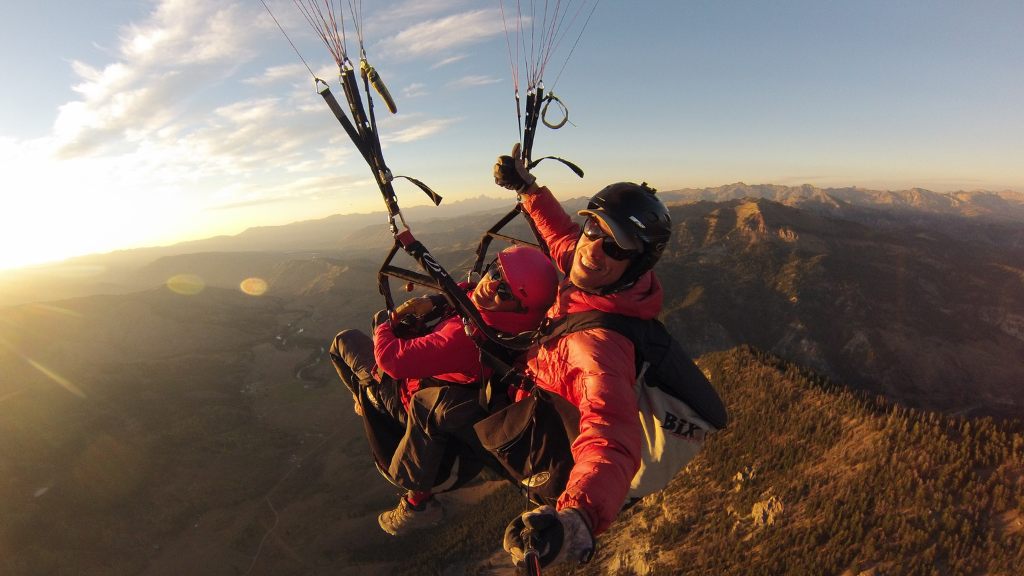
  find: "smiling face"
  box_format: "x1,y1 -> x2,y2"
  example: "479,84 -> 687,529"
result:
470,264 -> 525,312
570,218 -> 633,290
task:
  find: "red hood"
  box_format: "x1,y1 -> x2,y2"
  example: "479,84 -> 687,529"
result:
548,270 -> 663,320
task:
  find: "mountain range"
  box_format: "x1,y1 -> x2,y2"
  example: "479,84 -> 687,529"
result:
4,184 -> 1022,308
659,183 -> 1024,223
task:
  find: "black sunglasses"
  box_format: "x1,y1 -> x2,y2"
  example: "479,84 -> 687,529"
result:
484,261 -> 516,302
582,217 -> 640,261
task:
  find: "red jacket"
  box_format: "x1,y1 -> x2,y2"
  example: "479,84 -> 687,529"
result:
373,285 -> 534,410
518,184 -> 663,535
374,296 -> 480,411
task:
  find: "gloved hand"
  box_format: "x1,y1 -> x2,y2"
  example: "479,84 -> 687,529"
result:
394,296 -> 433,321
494,143 -> 537,193
503,506 -> 594,569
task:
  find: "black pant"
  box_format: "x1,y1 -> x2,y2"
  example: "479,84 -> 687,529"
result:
390,385 -> 486,493
330,329 -> 404,423
329,330 -> 484,492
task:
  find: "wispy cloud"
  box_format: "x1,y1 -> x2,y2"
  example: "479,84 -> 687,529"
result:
0,0 -> 369,270
403,83 -> 428,98
372,0 -> 469,23
377,9 -> 505,61
430,54 -> 469,69
243,64 -> 309,86
203,173 -> 372,210
446,75 -> 502,90
54,0 -> 263,159
381,117 -> 460,143
45,0 -> 352,177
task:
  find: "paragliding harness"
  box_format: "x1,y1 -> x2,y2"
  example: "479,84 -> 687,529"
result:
468,311 -> 729,509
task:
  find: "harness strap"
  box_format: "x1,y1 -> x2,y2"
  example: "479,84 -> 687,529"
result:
476,341 -> 529,412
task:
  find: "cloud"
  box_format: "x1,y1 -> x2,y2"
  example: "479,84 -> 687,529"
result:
243,64 -> 309,86
381,117 -> 459,143
41,0 -> 359,181
371,0 -> 470,23
202,173 -> 371,210
430,54 -> 469,69
53,0 -> 263,159
1,0 -> 500,270
445,75 -> 502,89
403,83 -> 428,98
377,9 -> 505,61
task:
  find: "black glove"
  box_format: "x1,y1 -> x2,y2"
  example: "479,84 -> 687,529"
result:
503,506 -> 594,569
494,143 -> 537,193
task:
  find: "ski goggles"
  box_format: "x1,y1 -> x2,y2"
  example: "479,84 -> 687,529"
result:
582,217 -> 641,261
484,261 -> 516,302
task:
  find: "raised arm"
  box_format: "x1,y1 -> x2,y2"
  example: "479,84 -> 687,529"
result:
494,145 -> 581,275
519,184 -> 580,276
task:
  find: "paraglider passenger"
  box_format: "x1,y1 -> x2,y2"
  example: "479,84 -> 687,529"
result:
329,245 -> 559,535
493,144 -> 672,568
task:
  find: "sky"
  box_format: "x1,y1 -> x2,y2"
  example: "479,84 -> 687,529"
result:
0,0 -> 1022,272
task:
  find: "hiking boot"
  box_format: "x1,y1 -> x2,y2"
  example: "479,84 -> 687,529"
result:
378,496 -> 444,535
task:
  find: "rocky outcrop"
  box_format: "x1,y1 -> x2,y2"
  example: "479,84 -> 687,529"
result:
751,495 -> 785,527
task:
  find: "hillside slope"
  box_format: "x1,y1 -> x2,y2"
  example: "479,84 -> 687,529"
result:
658,198 -> 1024,419
552,347 -> 1024,576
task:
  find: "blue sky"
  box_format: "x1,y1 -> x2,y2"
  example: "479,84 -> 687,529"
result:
1,0 -> 1022,271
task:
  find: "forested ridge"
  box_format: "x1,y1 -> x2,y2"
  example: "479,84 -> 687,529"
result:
383,346 -> 1024,575
568,346 -> 1024,576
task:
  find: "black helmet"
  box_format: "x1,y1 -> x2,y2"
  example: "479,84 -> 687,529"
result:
577,182 -> 671,295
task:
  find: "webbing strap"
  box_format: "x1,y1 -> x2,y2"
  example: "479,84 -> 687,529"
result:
476,344 -> 530,412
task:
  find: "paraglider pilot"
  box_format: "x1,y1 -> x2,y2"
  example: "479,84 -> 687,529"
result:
494,144 -> 673,569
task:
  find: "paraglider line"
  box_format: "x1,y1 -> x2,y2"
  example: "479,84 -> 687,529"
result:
348,0 -> 364,54
261,0 -> 316,78
292,0 -> 347,67
538,0 -> 562,82
499,0 -> 519,93
549,0 -> 600,92
542,0 -> 582,80
500,1 -> 525,143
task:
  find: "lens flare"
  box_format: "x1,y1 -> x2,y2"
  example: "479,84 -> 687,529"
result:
28,359 -> 86,398
240,278 -> 268,296
26,303 -> 83,318
167,274 -> 205,295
